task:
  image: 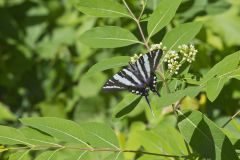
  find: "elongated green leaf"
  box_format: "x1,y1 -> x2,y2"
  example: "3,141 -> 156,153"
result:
35,151 -> 58,160
162,22 -> 203,51
206,77 -> 228,102
147,0 -> 182,38
80,26 -> 141,48
159,86 -> 201,107
36,150 -> 87,160
113,94 -> 142,119
231,68 -> 240,80
178,110 -> 238,160
159,90 -> 185,107
137,128 -> 188,160
20,117 -> 90,148
85,56 -> 130,77
75,0 -> 130,18
0,102 -> 16,121
19,127 -> 57,146
81,122 -> 119,149
9,150 -> 31,160
204,51 -> 240,81
0,126 -> 31,146
203,51 -> 240,101
125,122 -> 146,159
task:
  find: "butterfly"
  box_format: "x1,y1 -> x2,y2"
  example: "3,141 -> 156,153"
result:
102,49 -> 163,115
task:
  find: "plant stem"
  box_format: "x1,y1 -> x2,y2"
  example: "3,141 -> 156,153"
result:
138,0 -> 148,21
6,145 -> 192,159
222,110 -> 240,128
122,0 -> 150,51
123,149 -> 190,158
156,69 -> 179,116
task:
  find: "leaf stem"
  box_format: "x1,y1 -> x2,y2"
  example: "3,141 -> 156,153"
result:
222,110 -> 240,128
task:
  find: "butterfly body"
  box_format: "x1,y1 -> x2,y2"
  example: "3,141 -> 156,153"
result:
102,49 -> 163,113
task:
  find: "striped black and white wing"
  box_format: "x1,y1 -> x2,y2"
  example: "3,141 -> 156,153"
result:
102,66 -> 146,96
134,49 -> 163,83
134,49 -> 162,95
102,49 -> 162,96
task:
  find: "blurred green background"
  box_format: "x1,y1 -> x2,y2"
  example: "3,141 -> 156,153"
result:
0,0 -> 239,131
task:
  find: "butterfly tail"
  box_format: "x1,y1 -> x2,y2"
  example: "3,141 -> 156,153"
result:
144,96 -> 155,118
156,90 -> 160,97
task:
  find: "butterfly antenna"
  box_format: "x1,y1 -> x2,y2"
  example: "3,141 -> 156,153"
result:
144,96 -> 155,118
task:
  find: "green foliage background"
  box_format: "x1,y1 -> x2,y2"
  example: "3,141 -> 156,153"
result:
0,0 -> 239,159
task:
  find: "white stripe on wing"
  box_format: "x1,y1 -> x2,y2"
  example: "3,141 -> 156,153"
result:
113,74 -> 135,86
143,54 -> 150,78
136,61 -> 147,82
123,69 -> 142,85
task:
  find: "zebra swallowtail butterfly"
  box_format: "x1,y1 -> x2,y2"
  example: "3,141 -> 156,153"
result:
102,49 -> 163,115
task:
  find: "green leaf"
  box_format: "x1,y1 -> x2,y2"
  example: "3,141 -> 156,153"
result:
8,150 -> 31,160
85,56 -> 130,77
0,102 -> 16,121
159,90 -> 185,107
221,118 -> 240,148
125,122 -> 146,160
159,86 -> 201,107
206,0 -> 231,15
75,0 -> 130,18
137,128 -> 188,159
79,72 -> 106,98
80,26 -> 141,48
19,127 -> 57,146
35,151 -> 59,160
204,51 -> 240,81
177,110 -> 238,160
231,68 -> 240,80
204,3 -> 240,46
20,117 -> 91,148
153,125 -> 188,155
81,122 -> 120,149
206,77 -> 228,102
147,0 -> 182,38
162,22 -> 203,51
113,94 -> 142,119
180,0 -> 207,20
0,126 -> 31,146
203,51 -> 240,101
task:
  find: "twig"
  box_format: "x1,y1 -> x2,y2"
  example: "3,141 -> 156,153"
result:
122,0 -> 150,51
222,110 -> 240,128
5,145 -> 192,158
138,0 -> 148,21
123,149 -> 190,158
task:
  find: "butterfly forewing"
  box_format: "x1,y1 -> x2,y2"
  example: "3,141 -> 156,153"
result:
102,49 -> 162,96
103,66 -> 146,95
135,49 -> 162,83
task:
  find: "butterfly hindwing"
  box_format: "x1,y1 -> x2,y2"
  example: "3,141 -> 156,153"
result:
102,49 -> 162,96
103,66 -> 146,95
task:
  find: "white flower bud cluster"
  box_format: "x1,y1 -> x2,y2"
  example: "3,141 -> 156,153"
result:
164,50 -> 181,74
130,53 -> 142,63
150,42 -> 167,51
163,44 -> 198,75
179,44 -> 198,63
130,43 -> 168,63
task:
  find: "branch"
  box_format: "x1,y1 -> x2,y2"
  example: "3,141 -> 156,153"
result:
122,0 -> 150,51
5,145 -> 193,159
222,110 -> 240,128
